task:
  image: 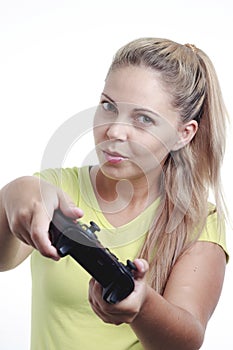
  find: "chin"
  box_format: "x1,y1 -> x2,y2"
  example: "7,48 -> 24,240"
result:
99,162 -> 145,182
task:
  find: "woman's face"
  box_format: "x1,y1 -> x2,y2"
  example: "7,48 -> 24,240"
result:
93,65 -> 181,181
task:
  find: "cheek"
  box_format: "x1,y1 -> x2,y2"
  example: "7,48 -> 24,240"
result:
132,129 -> 178,168
93,109 -> 109,144
150,123 -> 180,152
93,124 -> 106,145
126,139 -> 163,171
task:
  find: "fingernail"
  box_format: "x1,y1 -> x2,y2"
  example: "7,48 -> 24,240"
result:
136,259 -> 145,272
72,207 -> 84,217
52,256 -> 60,261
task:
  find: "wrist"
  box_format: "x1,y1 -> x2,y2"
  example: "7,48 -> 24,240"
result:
130,283 -> 153,324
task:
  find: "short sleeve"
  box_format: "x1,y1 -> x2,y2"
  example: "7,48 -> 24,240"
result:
34,167 -> 80,206
198,206 -> 229,262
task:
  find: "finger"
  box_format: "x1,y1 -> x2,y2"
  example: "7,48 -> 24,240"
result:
10,215 -> 36,248
88,283 -> 117,324
88,278 -> 95,304
14,229 -> 36,248
88,279 -> 103,304
30,205 -> 60,260
58,191 -> 84,219
133,258 -> 149,279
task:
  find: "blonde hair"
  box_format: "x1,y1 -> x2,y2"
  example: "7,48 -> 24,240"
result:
109,38 -> 228,294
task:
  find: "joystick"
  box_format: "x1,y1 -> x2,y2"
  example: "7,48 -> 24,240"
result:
49,210 -> 137,304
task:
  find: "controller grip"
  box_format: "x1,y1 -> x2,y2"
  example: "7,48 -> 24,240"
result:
103,279 -> 135,304
49,210 -> 136,304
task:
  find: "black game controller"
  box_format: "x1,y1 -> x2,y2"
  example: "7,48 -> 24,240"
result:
49,210 -> 137,304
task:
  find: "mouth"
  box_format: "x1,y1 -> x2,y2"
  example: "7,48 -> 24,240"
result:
102,150 -> 128,164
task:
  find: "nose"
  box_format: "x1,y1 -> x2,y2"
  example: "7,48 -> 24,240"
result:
106,121 -> 131,141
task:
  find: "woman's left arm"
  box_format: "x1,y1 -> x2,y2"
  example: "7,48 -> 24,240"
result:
131,241 -> 226,349
89,241 -> 226,350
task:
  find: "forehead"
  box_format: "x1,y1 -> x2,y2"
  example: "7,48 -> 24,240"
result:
103,66 -> 178,120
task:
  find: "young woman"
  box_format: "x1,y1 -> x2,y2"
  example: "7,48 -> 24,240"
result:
0,38 -> 229,349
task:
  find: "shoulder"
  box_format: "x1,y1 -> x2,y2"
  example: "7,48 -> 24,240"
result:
34,166 -> 79,184
34,166 -> 90,204
198,202 -> 229,262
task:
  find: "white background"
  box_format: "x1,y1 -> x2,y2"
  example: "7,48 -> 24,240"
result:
0,0 -> 232,349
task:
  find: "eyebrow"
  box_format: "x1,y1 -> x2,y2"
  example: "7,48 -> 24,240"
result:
101,92 -> 163,119
101,93 -> 117,105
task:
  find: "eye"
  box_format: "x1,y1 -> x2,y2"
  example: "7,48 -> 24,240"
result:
101,101 -> 118,113
135,114 -> 154,125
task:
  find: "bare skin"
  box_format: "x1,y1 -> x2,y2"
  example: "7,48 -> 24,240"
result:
0,176 -> 226,349
0,65 -> 226,349
88,243 -> 225,350
0,176 -> 83,270
88,66 -> 226,349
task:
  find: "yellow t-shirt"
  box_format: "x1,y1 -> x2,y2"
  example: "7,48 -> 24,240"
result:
30,166 -> 228,350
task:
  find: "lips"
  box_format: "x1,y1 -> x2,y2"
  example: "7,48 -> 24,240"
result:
102,150 -> 128,164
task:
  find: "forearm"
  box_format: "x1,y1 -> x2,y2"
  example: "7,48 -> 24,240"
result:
0,188 -> 22,270
0,175 -> 83,269
0,182 -> 33,271
130,286 -> 204,350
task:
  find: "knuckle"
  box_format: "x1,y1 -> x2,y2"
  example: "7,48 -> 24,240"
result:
32,200 -> 45,214
18,207 -> 32,223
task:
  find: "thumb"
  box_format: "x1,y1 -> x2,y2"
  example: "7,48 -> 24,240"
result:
57,190 -> 84,219
133,258 -> 149,280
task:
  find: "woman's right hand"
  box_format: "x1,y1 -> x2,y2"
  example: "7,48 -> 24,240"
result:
1,176 -> 83,261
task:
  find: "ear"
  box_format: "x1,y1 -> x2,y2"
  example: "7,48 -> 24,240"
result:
171,120 -> 198,151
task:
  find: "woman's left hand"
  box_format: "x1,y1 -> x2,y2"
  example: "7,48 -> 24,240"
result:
88,258 -> 149,325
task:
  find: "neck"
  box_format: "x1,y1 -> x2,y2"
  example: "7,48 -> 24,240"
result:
90,166 -> 160,214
